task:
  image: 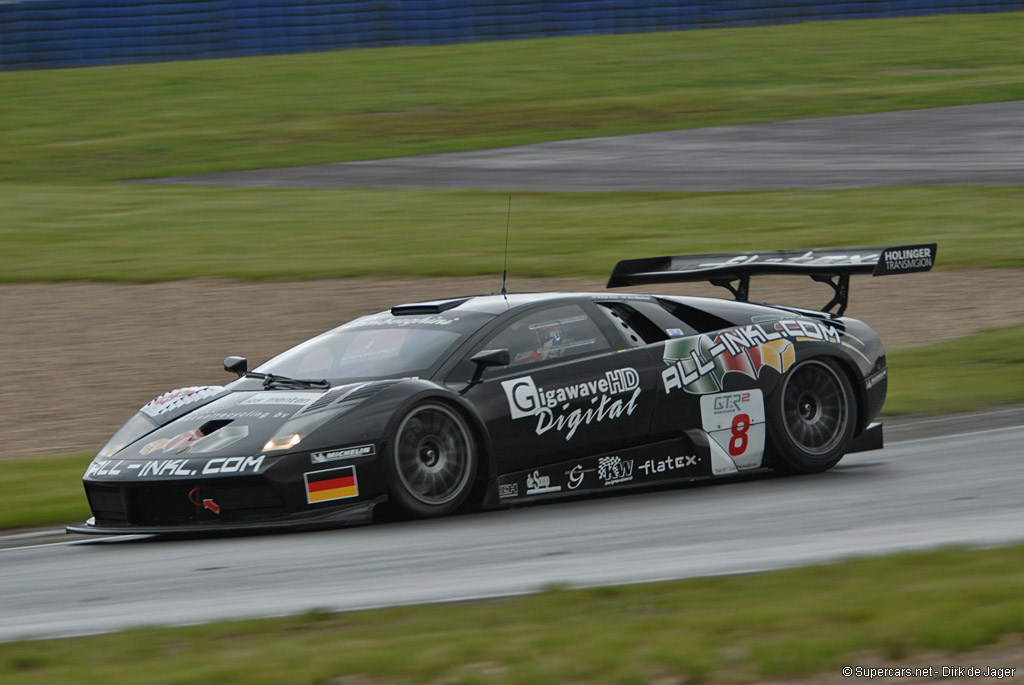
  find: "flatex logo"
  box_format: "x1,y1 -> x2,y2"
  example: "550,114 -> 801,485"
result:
500,368 -> 642,441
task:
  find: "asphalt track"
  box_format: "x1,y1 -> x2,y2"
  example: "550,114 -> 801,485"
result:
146,101 -> 1024,191
2,407 -> 1023,642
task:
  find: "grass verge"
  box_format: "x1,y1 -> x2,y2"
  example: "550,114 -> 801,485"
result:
4,325 -> 1021,531
1,13 -> 1023,183
1,185 -> 1021,282
0,455 -> 91,530
2,544 -> 1024,683
884,324 -> 1024,415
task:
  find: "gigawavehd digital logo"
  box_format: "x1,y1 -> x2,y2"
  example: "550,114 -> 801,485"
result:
500,368 -> 641,441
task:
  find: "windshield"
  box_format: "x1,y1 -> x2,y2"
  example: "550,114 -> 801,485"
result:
254,310 -> 493,381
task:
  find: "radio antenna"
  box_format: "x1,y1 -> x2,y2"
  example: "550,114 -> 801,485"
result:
500,195 -> 511,299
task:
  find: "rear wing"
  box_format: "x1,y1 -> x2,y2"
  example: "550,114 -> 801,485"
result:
607,244 -> 936,316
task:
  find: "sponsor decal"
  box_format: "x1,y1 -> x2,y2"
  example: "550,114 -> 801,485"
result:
500,368 -> 641,441
499,442 -> 707,500
140,386 -> 223,418
662,319 -> 838,395
638,455 -> 699,476
140,429 -> 206,456
240,392 -> 317,407
304,466 -> 359,504
498,483 -> 519,499
188,409 -> 272,421
188,425 -> 249,454
666,328 -> 685,337
201,455 -> 264,475
311,444 -> 376,464
865,367 -> 888,390
592,293 -> 652,301
875,244 -> 936,276
695,249 -> 879,270
188,488 -> 221,515
85,455 -> 264,479
597,456 -> 634,486
566,464 -> 592,490
140,426 -> 252,457
700,390 -> 765,471
526,470 -> 561,495
137,458 -> 196,477
344,312 -> 458,328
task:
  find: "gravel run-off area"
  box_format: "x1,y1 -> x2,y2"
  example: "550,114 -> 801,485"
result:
2,268 -> 1022,462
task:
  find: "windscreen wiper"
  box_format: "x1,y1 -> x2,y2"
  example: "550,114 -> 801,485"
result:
244,371 -> 330,390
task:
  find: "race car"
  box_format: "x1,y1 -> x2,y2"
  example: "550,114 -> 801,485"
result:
68,243 -> 935,535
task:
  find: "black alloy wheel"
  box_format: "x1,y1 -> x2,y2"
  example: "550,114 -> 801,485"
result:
388,402 -> 477,517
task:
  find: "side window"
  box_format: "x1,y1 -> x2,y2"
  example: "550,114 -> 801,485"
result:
487,304 -> 611,369
598,303 -> 669,346
655,297 -> 734,334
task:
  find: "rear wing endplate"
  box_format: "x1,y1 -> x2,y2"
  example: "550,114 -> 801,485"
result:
607,244 -> 936,316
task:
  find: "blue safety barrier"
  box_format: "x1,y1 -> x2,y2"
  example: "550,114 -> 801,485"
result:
1,0 -> 1022,69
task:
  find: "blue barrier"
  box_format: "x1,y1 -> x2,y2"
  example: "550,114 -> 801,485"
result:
1,0 -> 1023,69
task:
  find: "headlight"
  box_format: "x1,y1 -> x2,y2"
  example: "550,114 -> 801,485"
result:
97,413 -> 158,459
262,433 -> 302,452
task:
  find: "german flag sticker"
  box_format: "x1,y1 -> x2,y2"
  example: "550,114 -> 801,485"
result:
304,466 -> 359,504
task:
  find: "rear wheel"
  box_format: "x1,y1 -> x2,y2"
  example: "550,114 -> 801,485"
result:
386,402 -> 477,517
768,358 -> 856,473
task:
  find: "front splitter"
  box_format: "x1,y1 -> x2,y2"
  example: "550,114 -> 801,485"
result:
66,497 -> 383,536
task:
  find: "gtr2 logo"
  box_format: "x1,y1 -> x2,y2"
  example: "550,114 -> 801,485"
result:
713,392 -> 750,413
700,390 -> 766,471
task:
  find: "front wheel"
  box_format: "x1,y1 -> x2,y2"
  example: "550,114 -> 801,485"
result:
767,358 -> 856,473
385,402 -> 477,518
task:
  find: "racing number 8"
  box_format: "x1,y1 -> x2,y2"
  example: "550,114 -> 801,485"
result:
729,413 -> 750,456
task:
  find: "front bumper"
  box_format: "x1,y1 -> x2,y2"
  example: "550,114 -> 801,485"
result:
71,448 -> 388,535
67,495 -> 383,535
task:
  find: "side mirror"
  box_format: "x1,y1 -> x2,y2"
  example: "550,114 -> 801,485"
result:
467,349 -> 510,387
224,356 -> 248,378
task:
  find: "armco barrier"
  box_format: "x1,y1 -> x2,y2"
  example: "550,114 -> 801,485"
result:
1,0 -> 1022,70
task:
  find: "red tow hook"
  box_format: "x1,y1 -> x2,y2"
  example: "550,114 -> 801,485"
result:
188,488 -> 222,515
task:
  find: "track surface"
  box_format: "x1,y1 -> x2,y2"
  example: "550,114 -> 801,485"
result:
2,409 -> 1023,643
147,101 -> 1024,191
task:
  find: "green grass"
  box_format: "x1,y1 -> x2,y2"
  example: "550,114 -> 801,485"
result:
1,184 -> 1021,282
0,455 -> 90,530
1,13 -> 1024,184
885,324 -> 1024,415
2,543 -> 1024,683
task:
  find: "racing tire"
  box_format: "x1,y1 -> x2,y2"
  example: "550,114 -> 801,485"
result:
767,357 -> 856,474
386,402 -> 478,518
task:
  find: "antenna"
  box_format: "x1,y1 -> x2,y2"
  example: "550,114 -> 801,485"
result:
500,195 -> 511,298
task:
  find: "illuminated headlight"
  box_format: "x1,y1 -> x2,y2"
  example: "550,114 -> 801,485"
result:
262,433 -> 302,452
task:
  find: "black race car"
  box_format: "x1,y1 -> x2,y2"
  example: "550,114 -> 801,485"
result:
69,244 -> 935,535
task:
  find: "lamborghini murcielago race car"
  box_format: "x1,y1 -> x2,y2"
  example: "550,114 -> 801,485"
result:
69,244 -> 936,535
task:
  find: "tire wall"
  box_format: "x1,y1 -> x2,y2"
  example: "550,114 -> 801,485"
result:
2,1 -> 1023,70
